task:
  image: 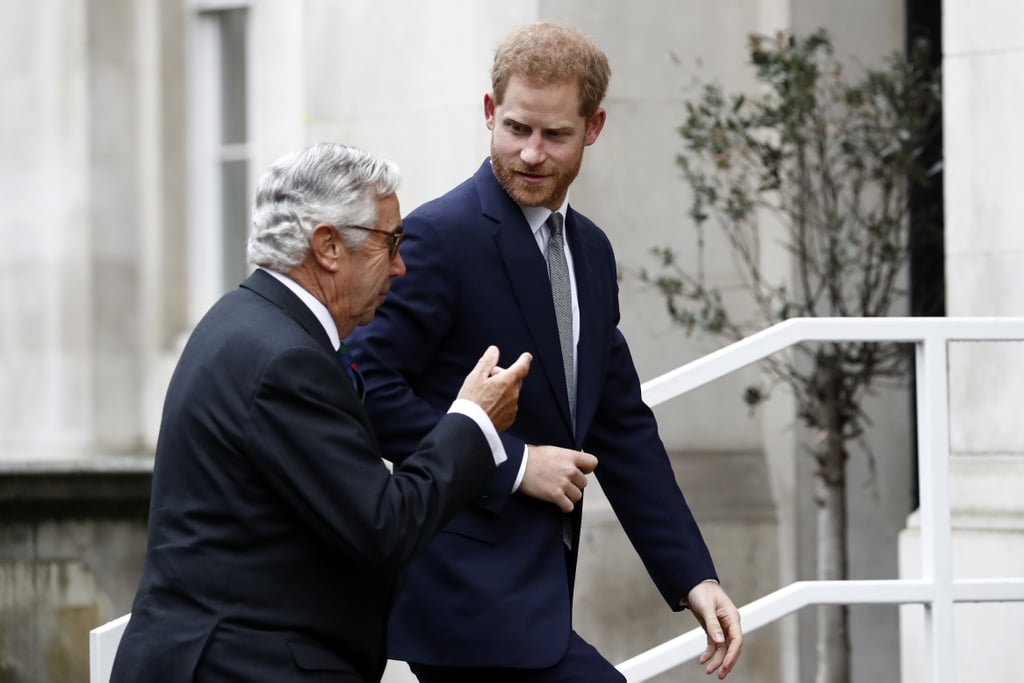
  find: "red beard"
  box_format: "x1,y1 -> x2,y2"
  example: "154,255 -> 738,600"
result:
490,142 -> 583,209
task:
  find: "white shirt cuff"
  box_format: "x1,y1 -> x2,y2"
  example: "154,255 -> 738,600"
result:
512,445 -> 529,492
448,398 -> 507,466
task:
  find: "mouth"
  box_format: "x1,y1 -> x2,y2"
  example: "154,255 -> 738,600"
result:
514,170 -> 549,184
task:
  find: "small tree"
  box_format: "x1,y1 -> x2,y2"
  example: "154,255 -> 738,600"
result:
643,30 -> 941,683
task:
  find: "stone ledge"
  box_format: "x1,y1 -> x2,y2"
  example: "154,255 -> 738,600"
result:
0,455 -> 153,520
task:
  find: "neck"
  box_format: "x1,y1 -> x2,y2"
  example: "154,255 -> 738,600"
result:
286,260 -> 326,305
286,259 -> 355,340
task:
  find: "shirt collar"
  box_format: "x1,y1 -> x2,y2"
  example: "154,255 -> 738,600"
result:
521,195 -> 571,239
260,267 -> 341,350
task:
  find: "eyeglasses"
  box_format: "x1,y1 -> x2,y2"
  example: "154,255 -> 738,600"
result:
338,224 -> 404,259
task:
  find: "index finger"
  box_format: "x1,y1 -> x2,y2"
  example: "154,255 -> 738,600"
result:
573,450 -> 599,474
471,345 -> 500,378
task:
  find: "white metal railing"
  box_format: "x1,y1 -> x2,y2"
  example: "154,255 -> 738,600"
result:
615,317 -> 1024,683
89,612 -> 130,683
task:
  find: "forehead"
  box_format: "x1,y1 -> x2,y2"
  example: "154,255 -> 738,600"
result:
497,74 -> 583,124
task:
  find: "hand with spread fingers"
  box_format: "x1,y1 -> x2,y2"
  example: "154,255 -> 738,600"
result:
456,346 -> 532,432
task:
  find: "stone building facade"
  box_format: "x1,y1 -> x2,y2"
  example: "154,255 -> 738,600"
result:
1,1 -> 1020,682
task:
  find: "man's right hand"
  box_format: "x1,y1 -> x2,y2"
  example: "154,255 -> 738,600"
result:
456,346 -> 532,432
520,445 -> 598,513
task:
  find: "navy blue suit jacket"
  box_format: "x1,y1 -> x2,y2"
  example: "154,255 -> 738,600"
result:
111,270 -> 496,682
348,161 -> 717,668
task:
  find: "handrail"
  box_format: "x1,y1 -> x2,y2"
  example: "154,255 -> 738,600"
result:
617,317 -> 1024,683
616,579 -> 1024,681
89,613 -> 130,683
641,316 -> 1024,406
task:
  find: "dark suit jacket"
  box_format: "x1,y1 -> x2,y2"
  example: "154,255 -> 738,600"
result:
110,269 -> 496,682
348,160 -> 717,668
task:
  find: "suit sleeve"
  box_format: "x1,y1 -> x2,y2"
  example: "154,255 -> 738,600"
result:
349,213 -> 524,514
583,244 -> 718,610
242,344 -> 495,569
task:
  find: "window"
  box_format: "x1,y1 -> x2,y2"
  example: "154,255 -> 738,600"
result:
187,1 -> 250,323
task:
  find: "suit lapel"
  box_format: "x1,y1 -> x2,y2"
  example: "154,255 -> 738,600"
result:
475,163 -> 574,431
238,269 -> 377,445
564,209 -> 598,445
240,269 -> 336,358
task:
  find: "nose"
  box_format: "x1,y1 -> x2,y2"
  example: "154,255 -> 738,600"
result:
520,133 -> 546,166
391,251 -> 406,278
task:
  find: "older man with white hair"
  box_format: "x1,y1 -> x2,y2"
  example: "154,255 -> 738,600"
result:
111,142 -> 532,683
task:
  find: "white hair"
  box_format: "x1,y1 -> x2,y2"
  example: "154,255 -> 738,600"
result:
247,142 -> 400,272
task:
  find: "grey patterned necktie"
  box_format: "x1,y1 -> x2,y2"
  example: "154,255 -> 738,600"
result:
545,212 -> 574,423
545,212 -> 577,549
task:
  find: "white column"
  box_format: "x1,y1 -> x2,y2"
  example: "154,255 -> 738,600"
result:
901,2 -> 1024,681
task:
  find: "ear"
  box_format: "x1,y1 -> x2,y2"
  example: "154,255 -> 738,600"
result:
484,92 -> 496,131
583,107 -> 606,146
309,223 -> 340,271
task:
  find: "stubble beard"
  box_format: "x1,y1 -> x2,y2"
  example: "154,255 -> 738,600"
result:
490,141 -> 583,209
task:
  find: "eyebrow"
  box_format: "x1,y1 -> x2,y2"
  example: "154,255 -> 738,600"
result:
504,115 -> 575,134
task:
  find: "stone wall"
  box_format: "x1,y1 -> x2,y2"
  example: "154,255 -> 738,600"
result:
0,458 -> 150,683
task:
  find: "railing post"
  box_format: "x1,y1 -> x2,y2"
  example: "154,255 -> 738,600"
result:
915,334 -> 955,683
